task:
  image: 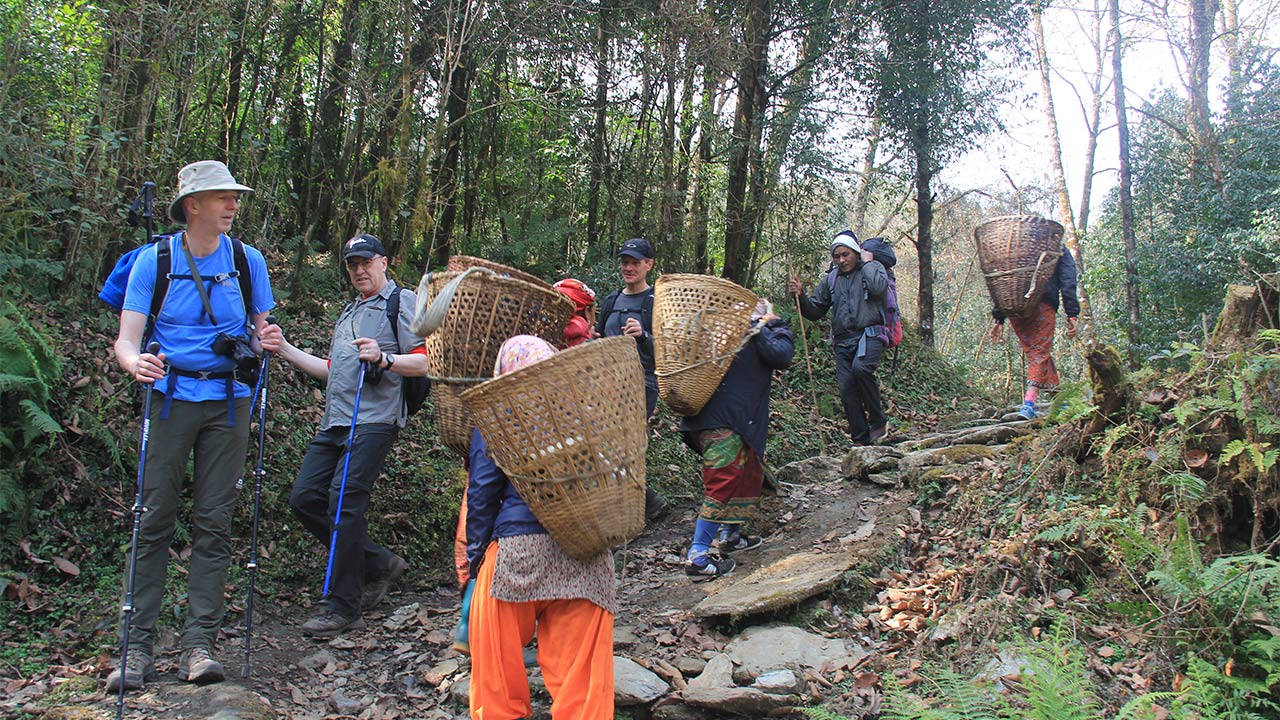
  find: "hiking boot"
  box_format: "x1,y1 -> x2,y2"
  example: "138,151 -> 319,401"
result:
177,646 -> 225,684
870,423 -> 891,444
715,532 -> 763,554
686,553 -> 735,582
644,487 -> 670,523
301,610 -> 365,638
105,649 -> 156,693
1018,401 -> 1037,420
361,553 -> 409,611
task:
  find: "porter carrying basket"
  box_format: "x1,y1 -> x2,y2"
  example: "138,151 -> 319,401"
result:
653,274 -> 758,416
411,266 -> 573,457
973,215 -> 1064,318
460,336 -> 647,560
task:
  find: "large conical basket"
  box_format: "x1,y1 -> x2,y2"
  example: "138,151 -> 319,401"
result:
430,383 -> 472,457
973,215 -> 1064,318
460,336 -> 647,560
447,255 -> 552,290
412,267 -> 572,457
653,274 -> 758,416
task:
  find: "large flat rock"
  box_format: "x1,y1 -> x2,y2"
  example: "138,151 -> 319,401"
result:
693,552 -> 857,619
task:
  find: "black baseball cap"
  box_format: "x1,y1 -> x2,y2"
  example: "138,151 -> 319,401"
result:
343,234 -> 387,260
616,238 -> 654,260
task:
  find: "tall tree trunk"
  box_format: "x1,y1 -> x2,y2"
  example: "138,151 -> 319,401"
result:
910,123 -> 935,346
297,0 -> 360,293
1220,0 -> 1245,122
722,0 -> 769,283
587,0 -> 611,250
658,36 -> 679,256
673,67 -> 696,271
628,70 -> 656,239
429,48 -> 474,267
1033,3 -> 1095,339
852,115 -> 882,231
749,0 -> 839,274
1076,0 -> 1106,233
222,0 -> 250,162
688,67 -> 717,274
1109,0 -> 1140,366
1187,0 -> 1221,190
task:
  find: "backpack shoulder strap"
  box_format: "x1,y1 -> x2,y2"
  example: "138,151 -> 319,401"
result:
596,290 -> 620,336
230,237 -> 254,331
144,236 -> 174,345
386,285 -> 403,349
641,289 -> 653,326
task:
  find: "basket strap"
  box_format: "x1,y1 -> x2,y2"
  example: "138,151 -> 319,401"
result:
410,266 -> 496,337
1023,250 -> 1059,298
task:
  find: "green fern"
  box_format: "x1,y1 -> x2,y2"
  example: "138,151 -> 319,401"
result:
1169,656 -> 1280,720
1164,472 -> 1207,505
996,621 -> 1103,720
881,666 -> 1006,720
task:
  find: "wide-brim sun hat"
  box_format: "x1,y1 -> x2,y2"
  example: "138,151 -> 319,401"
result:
168,160 -> 254,223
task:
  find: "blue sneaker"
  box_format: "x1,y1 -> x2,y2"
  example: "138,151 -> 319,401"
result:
1018,400 -> 1037,420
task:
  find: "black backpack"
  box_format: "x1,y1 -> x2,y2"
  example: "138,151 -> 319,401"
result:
385,286 -> 429,417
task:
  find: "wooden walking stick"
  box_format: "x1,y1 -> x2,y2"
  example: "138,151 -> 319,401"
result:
787,259 -> 826,457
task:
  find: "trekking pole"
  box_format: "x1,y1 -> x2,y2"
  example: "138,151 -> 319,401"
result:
128,181 -> 157,244
323,359 -> 369,597
242,316 -> 276,678
787,260 -> 826,456
116,341 -> 161,720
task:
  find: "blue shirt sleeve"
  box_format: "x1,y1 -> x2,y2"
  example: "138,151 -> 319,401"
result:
121,244 -> 159,316
244,244 -> 275,317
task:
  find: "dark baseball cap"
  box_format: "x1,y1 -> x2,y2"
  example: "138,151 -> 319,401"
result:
616,238 -> 654,260
343,234 -> 387,260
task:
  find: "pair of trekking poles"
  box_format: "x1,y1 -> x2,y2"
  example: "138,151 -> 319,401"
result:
115,186 -> 370,718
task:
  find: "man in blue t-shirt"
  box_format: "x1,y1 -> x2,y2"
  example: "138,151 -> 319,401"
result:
109,161 -> 280,693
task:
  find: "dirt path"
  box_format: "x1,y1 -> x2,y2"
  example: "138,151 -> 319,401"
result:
58,460 -> 912,720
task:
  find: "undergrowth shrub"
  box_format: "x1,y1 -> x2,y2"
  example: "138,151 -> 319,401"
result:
0,300 -> 62,540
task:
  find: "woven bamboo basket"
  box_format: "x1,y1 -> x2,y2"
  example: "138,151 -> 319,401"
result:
973,215 -> 1064,318
420,270 -> 572,381
418,270 -> 572,458
652,274 -> 758,416
460,336 -> 647,560
447,256 -> 550,290
431,383 -> 472,457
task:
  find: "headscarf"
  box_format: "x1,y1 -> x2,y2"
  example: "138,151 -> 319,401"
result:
494,335 -> 556,376
552,278 -> 596,314
831,230 -> 860,253
750,299 -> 773,322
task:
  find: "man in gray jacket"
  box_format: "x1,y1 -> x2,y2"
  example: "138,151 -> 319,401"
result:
272,234 -> 430,637
788,231 -> 889,445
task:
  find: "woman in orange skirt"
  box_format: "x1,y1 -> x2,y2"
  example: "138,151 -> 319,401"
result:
464,335 -> 615,719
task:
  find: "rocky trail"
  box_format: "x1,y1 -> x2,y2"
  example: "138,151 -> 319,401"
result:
29,412 -> 1038,720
